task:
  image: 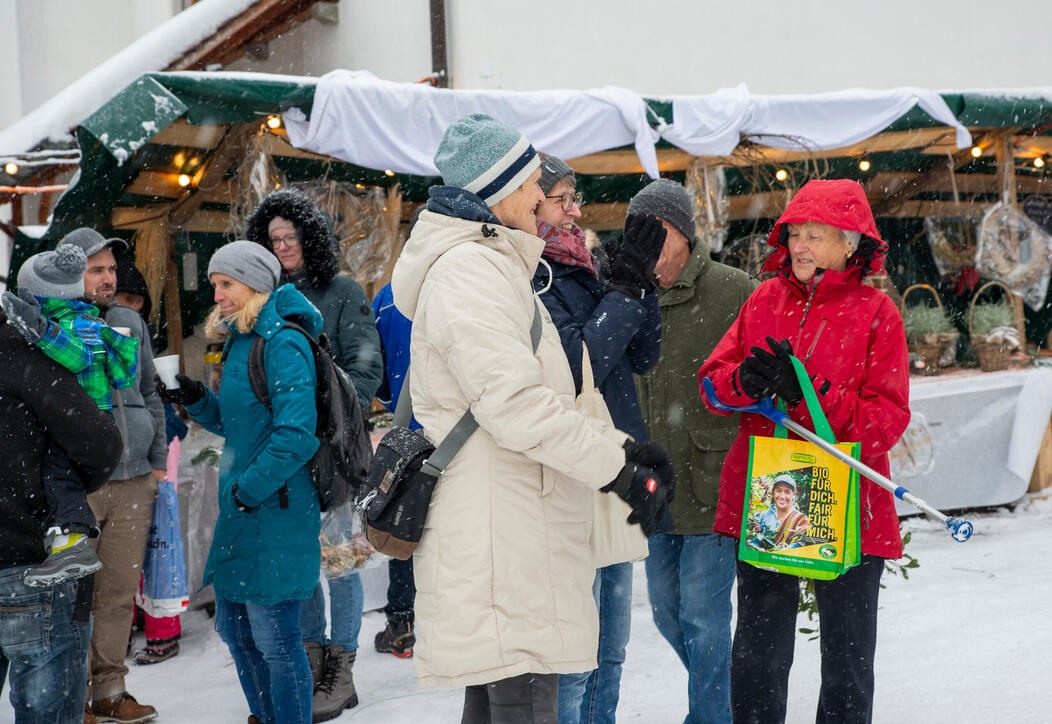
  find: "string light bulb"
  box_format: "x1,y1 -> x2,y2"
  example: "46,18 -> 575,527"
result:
4,161 -> 18,175
384,169 -> 395,177
177,174 -> 192,187
266,115 -> 282,129
1035,157 -> 1046,168
775,169 -> 788,181
858,159 -> 871,172
970,146 -> 983,158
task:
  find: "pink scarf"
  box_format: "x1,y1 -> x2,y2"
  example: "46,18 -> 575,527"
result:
536,221 -> 597,278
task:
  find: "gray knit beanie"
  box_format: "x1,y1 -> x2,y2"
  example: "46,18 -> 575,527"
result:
628,179 -> 696,248
433,114 -> 540,206
207,240 -> 281,293
538,154 -> 575,194
17,246 -> 88,300
57,227 -> 128,258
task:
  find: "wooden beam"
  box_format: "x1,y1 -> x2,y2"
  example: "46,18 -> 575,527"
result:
112,206 -> 230,233
996,134 -> 1017,205
566,148 -> 694,176
578,202 -> 629,230
864,171 -> 1051,197
126,171 -> 234,204
149,119 -> 226,150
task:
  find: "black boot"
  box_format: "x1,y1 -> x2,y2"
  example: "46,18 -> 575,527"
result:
374,613 -> 415,658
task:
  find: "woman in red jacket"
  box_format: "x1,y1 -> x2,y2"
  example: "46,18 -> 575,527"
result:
698,179 -> 909,724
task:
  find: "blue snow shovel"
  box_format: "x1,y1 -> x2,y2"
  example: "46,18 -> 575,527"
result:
701,375 -> 974,542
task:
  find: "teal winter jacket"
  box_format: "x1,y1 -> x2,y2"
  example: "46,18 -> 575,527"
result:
187,284 -> 322,605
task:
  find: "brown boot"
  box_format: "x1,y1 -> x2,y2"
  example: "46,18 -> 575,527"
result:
91,692 -> 157,723
85,702 -> 98,724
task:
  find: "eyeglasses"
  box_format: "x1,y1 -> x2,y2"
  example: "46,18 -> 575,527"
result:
545,191 -> 584,212
270,233 -> 300,249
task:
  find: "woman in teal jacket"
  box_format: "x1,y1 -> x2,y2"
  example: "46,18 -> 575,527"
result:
158,240 -> 320,724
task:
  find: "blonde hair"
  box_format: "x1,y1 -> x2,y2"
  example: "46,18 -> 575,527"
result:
204,291 -> 270,340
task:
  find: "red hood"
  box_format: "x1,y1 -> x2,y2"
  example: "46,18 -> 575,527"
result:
762,179 -> 887,277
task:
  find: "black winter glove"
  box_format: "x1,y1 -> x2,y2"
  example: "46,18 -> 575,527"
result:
154,373 -> 207,407
605,213 -> 667,301
602,454 -> 672,537
744,336 -> 804,406
1,290 -> 49,344
623,439 -> 676,504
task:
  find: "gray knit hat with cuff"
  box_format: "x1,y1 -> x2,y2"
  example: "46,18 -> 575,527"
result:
628,179 -> 696,248
57,227 -> 128,258
538,154 -> 575,194
17,246 -> 88,300
207,240 -> 281,293
433,114 -> 540,206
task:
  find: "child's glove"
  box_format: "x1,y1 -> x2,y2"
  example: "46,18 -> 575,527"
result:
1,290 -> 48,343
73,317 -> 104,347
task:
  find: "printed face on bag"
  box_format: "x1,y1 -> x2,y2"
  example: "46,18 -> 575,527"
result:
536,178 -> 582,231
211,273 -> 255,317
773,482 -> 795,514
786,222 -> 853,283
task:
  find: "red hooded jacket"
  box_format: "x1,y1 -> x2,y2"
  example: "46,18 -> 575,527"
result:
698,180 -> 910,559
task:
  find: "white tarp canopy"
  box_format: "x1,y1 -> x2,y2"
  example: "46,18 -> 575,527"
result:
285,71 -> 975,178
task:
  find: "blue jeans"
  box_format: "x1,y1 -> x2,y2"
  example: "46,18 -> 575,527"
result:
645,533 -> 736,724
299,573 -> 362,651
0,567 -> 90,724
558,561 -> 632,724
214,596 -> 313,724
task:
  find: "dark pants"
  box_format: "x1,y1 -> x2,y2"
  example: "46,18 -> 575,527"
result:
462,673 -> 559,724
731,554 -> 884,724
42,444 -> 98,535
385,556 -> 415,623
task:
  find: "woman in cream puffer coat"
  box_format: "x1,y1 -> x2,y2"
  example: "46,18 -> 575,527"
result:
391,204 -> 632,690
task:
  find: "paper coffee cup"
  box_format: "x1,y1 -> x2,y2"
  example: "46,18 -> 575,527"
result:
111,326 -> 132,336
154,354 -> 181,389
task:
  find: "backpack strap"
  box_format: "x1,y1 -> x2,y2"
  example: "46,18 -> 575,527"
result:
246,321 -> 318,509
396,301 -> 544,477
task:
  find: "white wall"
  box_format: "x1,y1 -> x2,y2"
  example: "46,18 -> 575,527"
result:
0,1 -> 22,132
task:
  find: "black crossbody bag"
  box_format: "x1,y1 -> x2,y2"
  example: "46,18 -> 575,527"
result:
356,303 -> 542,560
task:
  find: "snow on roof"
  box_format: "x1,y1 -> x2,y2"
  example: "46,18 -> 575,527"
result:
0,0 -> 257,156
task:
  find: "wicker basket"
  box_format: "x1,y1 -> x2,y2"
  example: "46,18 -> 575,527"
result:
901,284 -> 949,376
968,280 -> 1025,372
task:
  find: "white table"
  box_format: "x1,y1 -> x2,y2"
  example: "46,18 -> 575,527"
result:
889,367 -> 1052,515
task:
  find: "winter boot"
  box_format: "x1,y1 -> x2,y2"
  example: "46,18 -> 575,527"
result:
23,529 -> 102,587
304,640 -> 325,689
90,692 -> 157,723
311,646 -> 357,722
132,636 -> 180,665
374,614 -> 414,658
85,702 -> 98,724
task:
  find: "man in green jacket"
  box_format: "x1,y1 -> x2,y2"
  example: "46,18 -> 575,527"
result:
632,179 -> 756,724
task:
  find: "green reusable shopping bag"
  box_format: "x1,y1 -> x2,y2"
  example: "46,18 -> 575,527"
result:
738,358 -> 861,580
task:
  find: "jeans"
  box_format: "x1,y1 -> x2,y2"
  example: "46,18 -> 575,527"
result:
0,567 -> 91,724
645,533 -> 736,724
386,556 -> 415,622
299,573 -> 362,651
731,554 -> 884,724
557,561 -> 632,724
214,595 -> 313,724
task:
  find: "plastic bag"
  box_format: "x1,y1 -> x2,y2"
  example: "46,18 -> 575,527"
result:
924,216 -> 980,277
135,480 -> 189,618
320,503 -> 388,578
686,159 -> 729,252
977,202 -> 1052,311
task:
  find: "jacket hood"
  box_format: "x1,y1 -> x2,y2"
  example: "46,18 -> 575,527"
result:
253,283 -> 324,340
115,262 -> 152,318
243,190 -> 339,288
391,209 -> 545,321
762,179 -> 887,278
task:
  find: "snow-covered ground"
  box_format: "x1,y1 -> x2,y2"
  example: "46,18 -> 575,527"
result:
3,495 -> 1049,723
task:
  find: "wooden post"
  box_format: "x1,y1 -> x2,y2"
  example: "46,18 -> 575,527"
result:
429,0 -> 449,87
995,134 -> 1016,206
163,222 -> 184,371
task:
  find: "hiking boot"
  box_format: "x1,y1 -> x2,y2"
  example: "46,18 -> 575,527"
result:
304,640 -> 325,689
91,692 -> 157,723
23,532 -> 102,587
375,615 -> 414,658
312,646 -> 357,722
132,636 -> 179,665
85,702 -> 97,724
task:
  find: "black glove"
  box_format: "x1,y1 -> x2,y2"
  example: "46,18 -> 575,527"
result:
154,373 -> 207,407
1,290 -> 49,343
602,459 -> 672,537
605,213 -> 667,300
745,336 -> 804,406
623,440 -> 676,504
